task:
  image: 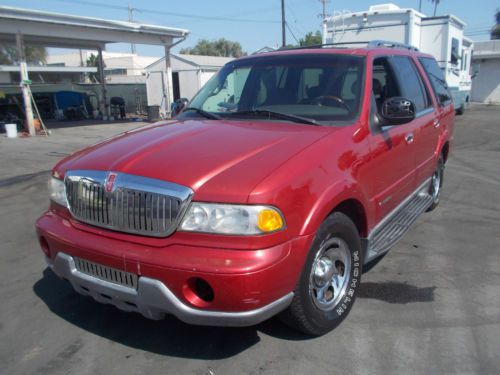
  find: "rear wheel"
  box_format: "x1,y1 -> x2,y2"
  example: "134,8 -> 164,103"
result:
280,212 -> 362,336
426,155 -> 444,212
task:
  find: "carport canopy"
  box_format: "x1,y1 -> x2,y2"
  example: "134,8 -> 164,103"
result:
0,6 -> 189,132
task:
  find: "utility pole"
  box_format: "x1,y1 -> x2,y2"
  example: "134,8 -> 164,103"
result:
418,0 -> 422,12
319,0 -> 330,44
281,0 -> 286,47
128,4 -> 136,54
16,32 -> 35,136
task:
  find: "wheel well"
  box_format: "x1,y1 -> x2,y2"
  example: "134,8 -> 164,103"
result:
441,142 -> 450,164
332,199 -> 367,237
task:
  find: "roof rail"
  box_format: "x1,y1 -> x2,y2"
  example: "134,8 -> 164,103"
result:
367,40 -> 419,51
276,40 -> 418,52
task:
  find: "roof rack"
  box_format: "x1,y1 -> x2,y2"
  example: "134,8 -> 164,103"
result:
367,40 -> 419,51
277,40 -> 418,52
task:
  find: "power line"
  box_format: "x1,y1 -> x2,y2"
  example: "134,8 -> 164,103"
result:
286,22 -> 299,44
51,0 -> 280,23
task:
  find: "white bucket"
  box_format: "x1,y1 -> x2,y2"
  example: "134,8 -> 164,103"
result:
5,123 -> 17,138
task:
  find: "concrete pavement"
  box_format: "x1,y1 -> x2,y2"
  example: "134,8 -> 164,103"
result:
0,108 -> 498,374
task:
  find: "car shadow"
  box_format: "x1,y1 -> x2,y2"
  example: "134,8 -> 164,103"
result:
33,269 -> 315,359
34,270 -> 437,358
358,281 -> 436,304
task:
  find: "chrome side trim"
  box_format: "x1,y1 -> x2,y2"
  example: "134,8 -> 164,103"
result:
48,252 -> 294,327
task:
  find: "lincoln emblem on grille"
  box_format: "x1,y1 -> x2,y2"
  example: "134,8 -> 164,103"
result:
104,172 -> 117,193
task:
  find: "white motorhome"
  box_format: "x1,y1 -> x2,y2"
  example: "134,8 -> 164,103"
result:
324,3 -> 473,113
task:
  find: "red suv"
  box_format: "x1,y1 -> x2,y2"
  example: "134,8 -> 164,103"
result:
36,42 -> 454,335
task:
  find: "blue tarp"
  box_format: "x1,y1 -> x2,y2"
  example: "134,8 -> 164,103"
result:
54,91 -> 85,111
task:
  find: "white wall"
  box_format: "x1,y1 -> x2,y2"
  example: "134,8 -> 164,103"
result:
471,59 -> 500,104
178,70 -> 200,100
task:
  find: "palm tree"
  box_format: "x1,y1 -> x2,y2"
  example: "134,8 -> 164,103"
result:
429,0 -> 440,16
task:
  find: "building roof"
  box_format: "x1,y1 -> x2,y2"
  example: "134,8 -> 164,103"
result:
472,40 -> 500,60
0,6 -> 189,49
146,54 -> 234,71
0,65 -> 97,73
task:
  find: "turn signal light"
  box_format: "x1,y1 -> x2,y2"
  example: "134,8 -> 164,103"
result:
257,209 -> 284,232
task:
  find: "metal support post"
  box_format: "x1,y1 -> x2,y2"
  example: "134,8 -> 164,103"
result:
16,32 -> 35,136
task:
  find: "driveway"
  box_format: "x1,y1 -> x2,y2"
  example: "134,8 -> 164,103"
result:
0,108 -> 498,374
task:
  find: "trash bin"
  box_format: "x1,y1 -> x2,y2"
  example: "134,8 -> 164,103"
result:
4,123 -> 18,138
148,105 -> 160,122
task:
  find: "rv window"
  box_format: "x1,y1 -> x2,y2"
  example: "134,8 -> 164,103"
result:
392,56 -> 431,112
418,57 -> 452,106
451,38 -> 460,65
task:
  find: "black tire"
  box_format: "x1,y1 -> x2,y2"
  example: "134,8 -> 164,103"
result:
426,155 -> 444,212
280,212 -> 363,336
456,103 -> 465,115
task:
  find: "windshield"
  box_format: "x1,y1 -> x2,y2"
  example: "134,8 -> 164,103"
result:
180,54 -> 365,126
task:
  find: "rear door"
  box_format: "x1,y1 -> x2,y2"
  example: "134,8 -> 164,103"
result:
392,55 -> 439,186
417,56 -> 455,163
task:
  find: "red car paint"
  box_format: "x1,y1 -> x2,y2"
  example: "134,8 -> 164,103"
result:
36,47 -> 453,315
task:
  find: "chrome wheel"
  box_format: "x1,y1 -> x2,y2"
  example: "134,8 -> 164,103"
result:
309,237 -> 351,311
430,168 -> 441,201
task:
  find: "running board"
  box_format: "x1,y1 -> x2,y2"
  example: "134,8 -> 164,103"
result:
365,183 -> 433,263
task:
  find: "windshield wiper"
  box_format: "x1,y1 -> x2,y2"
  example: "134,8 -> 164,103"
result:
230,109 -> 318,125
182,107 -> 222,120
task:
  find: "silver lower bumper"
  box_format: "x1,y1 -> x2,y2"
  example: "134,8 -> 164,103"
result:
47,252 -> 294,327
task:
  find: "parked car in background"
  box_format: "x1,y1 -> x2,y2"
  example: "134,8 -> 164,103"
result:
36,41 -> 454,335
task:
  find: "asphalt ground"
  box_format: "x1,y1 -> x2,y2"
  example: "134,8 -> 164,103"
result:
0,107 -> 499,374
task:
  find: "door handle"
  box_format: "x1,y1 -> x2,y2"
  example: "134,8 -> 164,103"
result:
433,119 -> 441,128
405,133 -> 414,144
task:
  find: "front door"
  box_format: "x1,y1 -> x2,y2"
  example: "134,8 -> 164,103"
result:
365,55 -> 418,223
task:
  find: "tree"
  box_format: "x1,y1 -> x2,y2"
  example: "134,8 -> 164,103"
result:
180,38 -> 246,57
299,31 -> 323,47
0,44 -> 47,65
429,0 -> 441,16
492,9 -> 500,40
86,53 -> 104,83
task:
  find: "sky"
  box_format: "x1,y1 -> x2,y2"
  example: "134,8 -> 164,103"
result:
0,0 -> 498,57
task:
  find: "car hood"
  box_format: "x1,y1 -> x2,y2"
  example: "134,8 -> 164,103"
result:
56,119 -> 334,202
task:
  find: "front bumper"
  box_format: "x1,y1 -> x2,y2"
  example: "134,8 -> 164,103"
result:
37,210 -> 314,326
48,252 -> 294,326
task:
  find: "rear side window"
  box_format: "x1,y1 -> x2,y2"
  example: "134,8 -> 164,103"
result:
392,56 -> 430,112
418,57 -> 452,106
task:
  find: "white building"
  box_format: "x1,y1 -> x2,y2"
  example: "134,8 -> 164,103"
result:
324,3 -> 474,112
471,40 -> 500,104
145,54 -> 233,116
46,51 -> 158,83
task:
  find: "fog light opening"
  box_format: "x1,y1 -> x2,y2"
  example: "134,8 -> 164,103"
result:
39,236 -> 50,257
183,277 -> 214,308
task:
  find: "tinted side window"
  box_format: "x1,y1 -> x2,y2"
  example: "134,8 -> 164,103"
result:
418,57 -> 452,106
392,56 -> 429,112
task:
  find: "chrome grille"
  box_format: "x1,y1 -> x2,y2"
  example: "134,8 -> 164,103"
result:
65,170 -> 193,237
74,257 -> 138,289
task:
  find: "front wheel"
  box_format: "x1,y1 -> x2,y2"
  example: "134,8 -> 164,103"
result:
280,212 -> 362,336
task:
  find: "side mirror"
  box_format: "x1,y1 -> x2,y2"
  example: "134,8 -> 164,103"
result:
381,97 -> 416,125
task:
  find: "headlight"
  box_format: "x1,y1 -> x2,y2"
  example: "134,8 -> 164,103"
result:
179,203 -> 285,235
48,177 -> 68,207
